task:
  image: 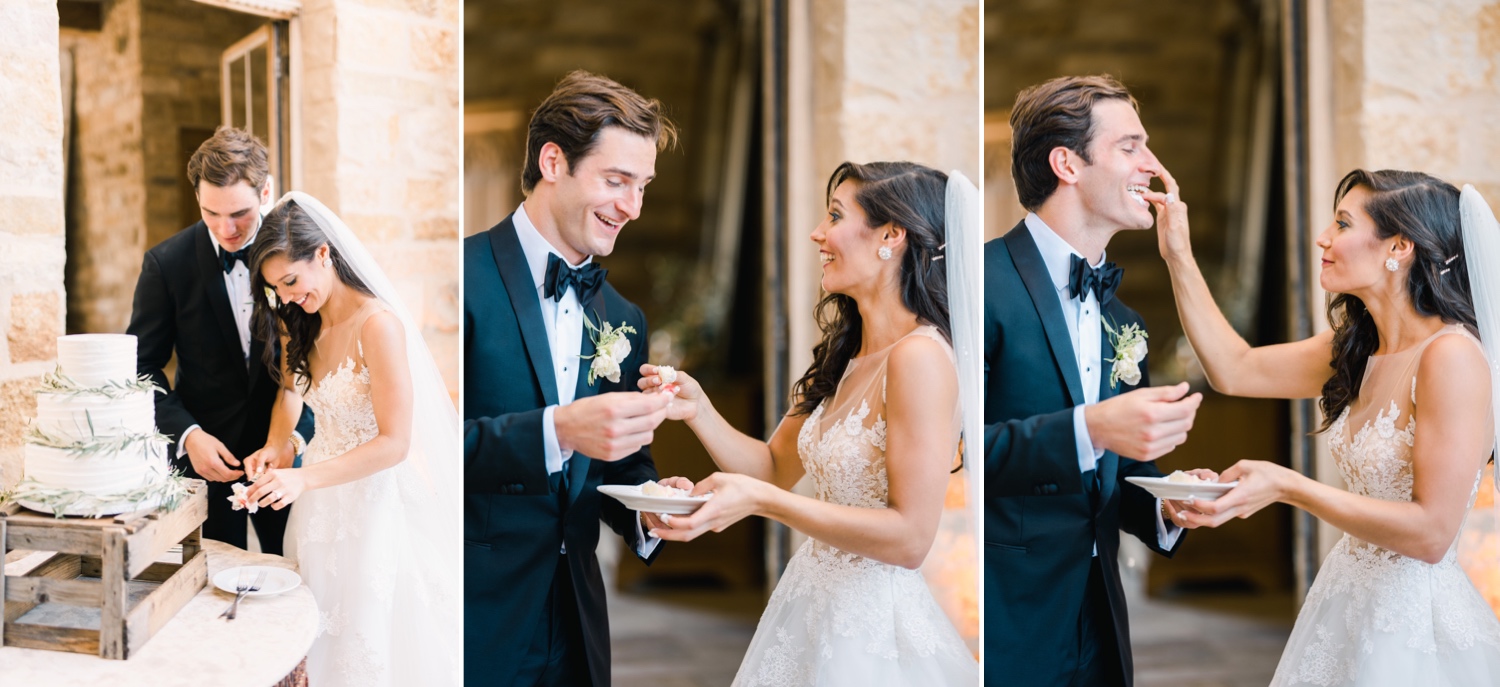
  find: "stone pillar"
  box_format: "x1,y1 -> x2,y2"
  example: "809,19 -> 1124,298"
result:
297,0 -> 461,396
0,0 -> 67,489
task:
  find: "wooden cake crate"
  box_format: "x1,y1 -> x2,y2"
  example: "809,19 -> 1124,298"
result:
0,480 -> 209,659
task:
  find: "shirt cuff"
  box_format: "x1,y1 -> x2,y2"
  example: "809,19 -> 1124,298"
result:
635,511 -> 663,557
1156,497 -> 1185,550
1072,405 -> 1104,473
176,425 -> 201,459
542,405 -> 573,475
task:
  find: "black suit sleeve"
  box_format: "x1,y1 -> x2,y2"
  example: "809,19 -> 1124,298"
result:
983,343 -> 1087,498
598,304 -> 661,558
464,410 -> 551,496
127,251 -> 197,446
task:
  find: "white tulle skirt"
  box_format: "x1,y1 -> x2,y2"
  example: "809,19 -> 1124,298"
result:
732,539 -> 977,686
1270,536 -> 1500,686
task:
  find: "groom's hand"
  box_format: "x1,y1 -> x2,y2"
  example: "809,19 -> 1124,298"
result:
1084,382 -> 1202,461
555,391 -> 672,461
182,429 -> 245,482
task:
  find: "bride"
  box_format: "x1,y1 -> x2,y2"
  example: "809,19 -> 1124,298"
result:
240,193 -> 462,686
643,161 -> 980,685
1150,167 -> 1500,685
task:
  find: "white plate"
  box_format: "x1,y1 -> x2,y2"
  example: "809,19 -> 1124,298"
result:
212,565 -> 302,597
597,484 -> 712,515
1125,476 -> 1238,502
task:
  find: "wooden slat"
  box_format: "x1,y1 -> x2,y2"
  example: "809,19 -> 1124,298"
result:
126,549 -> 206,656
26,552 -> 82,580
180,528 -> 202,567
79,554 -> 102,578
129,484 -> 208,577
3,526 -> 101,556
5,576 -> 103,606
99,527 -> 126,659
133,561 -> 183,583
2,622 -> 99,655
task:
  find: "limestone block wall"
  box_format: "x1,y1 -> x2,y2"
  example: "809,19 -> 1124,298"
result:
0,1 -> 67,489
65,0 -> 145,335
1331,0 -> 1500,197
299,0 -> 462,396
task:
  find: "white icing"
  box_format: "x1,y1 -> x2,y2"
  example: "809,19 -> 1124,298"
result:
23,442 -> 169,494
56,333 -> 138,387
33,388 -> 155,437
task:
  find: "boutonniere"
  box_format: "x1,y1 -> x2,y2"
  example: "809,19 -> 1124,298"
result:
1104,317 -> 1148,388
264,286 -> 278,309
582,313 -> 637,385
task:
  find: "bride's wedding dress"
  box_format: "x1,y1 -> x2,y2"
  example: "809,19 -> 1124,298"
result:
733,325 -> 978,686
1272,325 -> 1500,686
285,298 -> 461,686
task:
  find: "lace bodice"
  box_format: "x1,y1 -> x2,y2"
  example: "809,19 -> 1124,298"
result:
303,357 -> 379,458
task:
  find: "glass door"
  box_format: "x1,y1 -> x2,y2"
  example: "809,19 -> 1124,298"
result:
221,23 -> 290,194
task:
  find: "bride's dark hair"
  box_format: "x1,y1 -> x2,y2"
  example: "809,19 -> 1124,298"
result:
1319,169 -> 1473,431
249,200 -> 375,391
789,161 -> 951,417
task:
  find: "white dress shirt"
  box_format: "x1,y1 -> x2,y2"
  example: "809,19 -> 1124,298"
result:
178,216 -> 303,460
513,203 -> 660,557
1025,214 -> 1182,553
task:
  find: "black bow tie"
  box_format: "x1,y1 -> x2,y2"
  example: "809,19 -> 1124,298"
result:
544,253 -> 606,303
1068,254 -> 1122,306
220,247 -> 248,274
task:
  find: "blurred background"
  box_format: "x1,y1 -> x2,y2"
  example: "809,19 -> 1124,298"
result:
465,0 -> 979,684
985,0 -> 1500,684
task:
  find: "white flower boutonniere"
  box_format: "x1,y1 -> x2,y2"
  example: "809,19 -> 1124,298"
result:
1104,318 -> 1148,389
582,314 -> 638,386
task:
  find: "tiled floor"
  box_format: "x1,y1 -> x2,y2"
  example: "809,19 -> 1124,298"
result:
609,584 -> 1295,686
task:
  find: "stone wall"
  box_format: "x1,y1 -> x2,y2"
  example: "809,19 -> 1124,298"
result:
299,0 -> 461,395
0,0 -> 67,489
65,0 -> 145,335
1330,0 -> 1500,197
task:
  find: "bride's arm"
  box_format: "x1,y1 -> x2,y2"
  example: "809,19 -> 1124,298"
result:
247,312 -> 413,508
1184,335 -> 1491,563
244,336 -> 305,476
641,364 -> 807,489
1151,168 -> 1332,399
653,336 -> 959,569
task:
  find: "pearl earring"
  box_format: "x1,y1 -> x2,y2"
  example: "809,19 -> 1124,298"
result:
1385,257 -> 1399,272
878,246 -> 892,261
323,258 -> 333,267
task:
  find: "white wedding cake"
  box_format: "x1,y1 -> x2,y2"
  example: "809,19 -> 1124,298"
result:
17,334 -> 176,516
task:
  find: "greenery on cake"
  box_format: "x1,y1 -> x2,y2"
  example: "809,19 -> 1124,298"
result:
2,469 -> 193,518
36,366 -> 161,399
24,414 -> 171,458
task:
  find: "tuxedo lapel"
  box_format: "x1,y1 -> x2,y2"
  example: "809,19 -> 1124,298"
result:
489,216 -> 561,407
1004,223 -> 1085,406
1096,302 -> 1131,509
196,227 -> 249,384
567,287 -> 609,506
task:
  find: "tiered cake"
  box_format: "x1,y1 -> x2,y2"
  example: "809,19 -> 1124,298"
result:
18,334 -> 175,516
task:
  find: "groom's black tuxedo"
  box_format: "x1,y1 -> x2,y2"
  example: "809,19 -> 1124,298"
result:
127,222 -> 315,552
464,215 -> 661,687
984,222 -> 1183,687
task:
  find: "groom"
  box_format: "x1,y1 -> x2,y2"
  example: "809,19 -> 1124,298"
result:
464,71 -> 679,687
984,75 -> 1208,687
127,126 -> 314,553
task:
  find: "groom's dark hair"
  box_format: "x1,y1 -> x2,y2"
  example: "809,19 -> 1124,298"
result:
521,70 -> 678,195
1009,75 -> 1138,211
188,126 -> 269,193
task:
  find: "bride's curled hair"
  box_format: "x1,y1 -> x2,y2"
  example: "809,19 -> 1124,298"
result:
1320,169 -> 1474,431
790,161 -> 950,417
249,200 -> 375,391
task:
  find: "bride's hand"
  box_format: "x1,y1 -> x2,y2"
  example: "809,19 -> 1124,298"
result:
243,440 -> 295,481
245,467 -> 309,511
649,472 -> 769,542
638,364 -> 704,422
641,476 -> 696,530
1178,460 -> 1294,528
1141,165 -> 1193,265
